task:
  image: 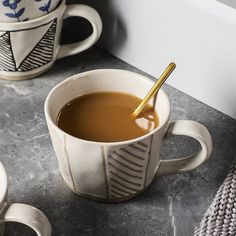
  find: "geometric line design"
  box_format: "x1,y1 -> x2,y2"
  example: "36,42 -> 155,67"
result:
101,145 -> 109,198
11,21 -> 55,68
143,135 -> 154,186
106,138 -> 151,199
18,19 -> 57,72
0,32 -> 16,71
48,125 -> 75,191
0,31 -> 6,37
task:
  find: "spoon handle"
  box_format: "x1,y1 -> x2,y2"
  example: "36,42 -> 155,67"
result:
133,62 -> 176,117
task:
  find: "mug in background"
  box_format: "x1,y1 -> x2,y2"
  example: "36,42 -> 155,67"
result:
0,0 -> 61,22
0,0 -> 102,80
0,162 -> 51,236
45,69 -> 213,202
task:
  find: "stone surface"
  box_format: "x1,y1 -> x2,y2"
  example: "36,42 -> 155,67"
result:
0,47 -> 236,236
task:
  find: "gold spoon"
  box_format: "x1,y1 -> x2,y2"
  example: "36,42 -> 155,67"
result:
132,62 -> 176,118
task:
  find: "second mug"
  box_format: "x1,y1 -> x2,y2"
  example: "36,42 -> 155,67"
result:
0,162 -> 51,236
0,0 -> 102,80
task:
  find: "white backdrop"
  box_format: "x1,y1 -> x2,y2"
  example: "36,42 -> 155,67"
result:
71,0 -> 236,119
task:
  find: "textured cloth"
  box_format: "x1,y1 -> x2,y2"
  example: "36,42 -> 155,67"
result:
194,161 -> 236,236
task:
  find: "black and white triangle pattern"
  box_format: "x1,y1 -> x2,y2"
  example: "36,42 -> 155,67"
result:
18,20 -> 57,72
0,19 -> 57,72
0,32 -> 16,71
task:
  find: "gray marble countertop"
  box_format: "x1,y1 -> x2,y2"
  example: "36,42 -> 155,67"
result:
1,47 -> 236,236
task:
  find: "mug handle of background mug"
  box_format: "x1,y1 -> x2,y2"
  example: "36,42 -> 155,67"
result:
0,203 -> 51,236
57,4 -> 102,59
156,120 -> 213,176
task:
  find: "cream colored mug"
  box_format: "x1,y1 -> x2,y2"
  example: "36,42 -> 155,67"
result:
0,162 -> 51,235
44,69 -> 213,202
0,0 -> 102,80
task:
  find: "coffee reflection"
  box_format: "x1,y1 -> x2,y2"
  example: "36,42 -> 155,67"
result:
57,92 -> 159,142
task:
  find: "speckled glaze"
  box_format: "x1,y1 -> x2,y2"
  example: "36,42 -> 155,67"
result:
45,69 -> 212,202
0,162 -> 51,236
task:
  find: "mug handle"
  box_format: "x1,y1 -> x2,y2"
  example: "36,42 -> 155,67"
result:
0,203 -> 51,236
156,120 -> 212,176
57,4 -> 102,59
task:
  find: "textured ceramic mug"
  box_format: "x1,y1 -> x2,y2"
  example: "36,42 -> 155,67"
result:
0,0 -> 102,80
0,0 -> 61,22
44,69 -> 213,202
0,162 -> 51,235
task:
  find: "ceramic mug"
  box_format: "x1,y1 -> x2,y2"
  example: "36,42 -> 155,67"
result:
0,0 -> 102,80
0,0 -> 61,22
44,69 -> 213,202
0,162 -> 51,235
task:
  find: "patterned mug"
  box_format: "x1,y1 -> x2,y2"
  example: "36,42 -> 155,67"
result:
0,0 -> 61,22
0,0 -> 102,80
0,162 -> 51,235
44,69 -> 213,202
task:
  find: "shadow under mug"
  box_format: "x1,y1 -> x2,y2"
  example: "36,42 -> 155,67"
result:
0,0 -> 102,80
0,162 -> 51,236
44,69 -> 213,203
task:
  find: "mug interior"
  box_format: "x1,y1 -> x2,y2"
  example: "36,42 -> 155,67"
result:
0,163 -> 7,208
45,69 -> 170,143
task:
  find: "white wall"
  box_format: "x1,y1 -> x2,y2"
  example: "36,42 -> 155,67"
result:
71,0 -> 236,119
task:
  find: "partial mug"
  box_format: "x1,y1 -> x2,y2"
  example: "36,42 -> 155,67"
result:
44,69 -> 213,202
0,162 -> 51,236
0,0 -> 102,80
0,0 -> 61,22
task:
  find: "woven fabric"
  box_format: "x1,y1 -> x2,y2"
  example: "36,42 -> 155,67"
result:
194,161 -> 236,236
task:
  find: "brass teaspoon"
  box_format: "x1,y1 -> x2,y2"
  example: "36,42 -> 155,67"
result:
132,62 -> 176,118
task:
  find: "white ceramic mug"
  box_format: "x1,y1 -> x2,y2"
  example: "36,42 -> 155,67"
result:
44,69 -> 213,202
0,162 -> 51,235
0,0 -> 61,22
0,0 -> 102,80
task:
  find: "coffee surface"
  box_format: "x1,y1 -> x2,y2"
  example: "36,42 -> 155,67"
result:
57,92 -> 159,142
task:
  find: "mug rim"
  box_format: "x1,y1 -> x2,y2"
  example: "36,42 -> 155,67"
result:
0,0 -> 65,27
44,69 -> 171,146
0,162 -> 7,205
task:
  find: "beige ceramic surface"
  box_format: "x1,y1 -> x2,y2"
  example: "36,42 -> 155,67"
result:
0,0 -> 102,80
0,162 -> 51,236
45,69 -> 213,202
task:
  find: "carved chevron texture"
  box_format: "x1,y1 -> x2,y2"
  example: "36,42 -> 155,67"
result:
0,32 -> 16,71
0,19 -> 57,72
107,139 -> 151,199
18,20 -> 57,71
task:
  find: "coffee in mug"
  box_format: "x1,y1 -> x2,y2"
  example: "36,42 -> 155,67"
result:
57,92 -> 159,142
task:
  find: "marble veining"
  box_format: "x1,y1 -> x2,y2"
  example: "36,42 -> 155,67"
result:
0,47 -> 236,235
